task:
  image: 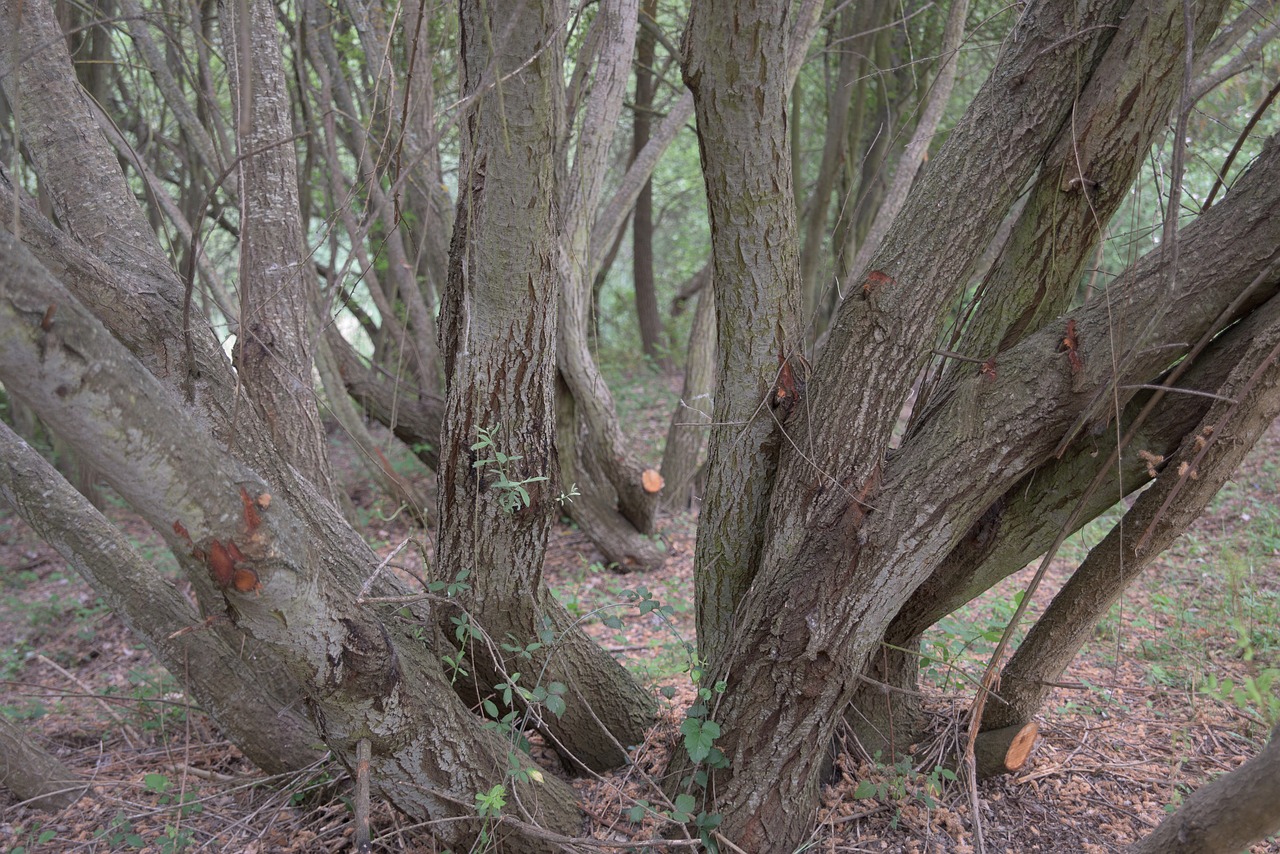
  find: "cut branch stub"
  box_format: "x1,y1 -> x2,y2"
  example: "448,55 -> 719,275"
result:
974,721 -> 1039,779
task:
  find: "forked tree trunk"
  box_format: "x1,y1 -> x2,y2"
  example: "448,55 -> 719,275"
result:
678,0 -> 1263,842
224,0 -> 338,503
0,234 -> 581,851
0,420 -> 325,774
0,0 -> 326,769
849,0 -> 1233,757
435,0 -> 654,772
847,335 -> 1237,759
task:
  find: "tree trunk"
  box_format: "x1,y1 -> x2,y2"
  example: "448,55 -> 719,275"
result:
0,233 -> 581,851
0,420 -> 325,774
682,0 -> 806,669
685,0 -> 1219,841
0,0 -> 328,760
922,0 -> 1229,415
1130,720 -> 1280,854
556,0 -> 666,568
983,287 -> 1280,732
632,0 -> 665,367
0,716 -> 87,811
660,284 -> 716,510
436,0 -> 654,773
224,0 -> 338,502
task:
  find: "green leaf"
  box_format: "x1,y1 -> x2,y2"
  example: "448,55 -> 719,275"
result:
143,773 -> 171,794
681,717 -> 720,763
627,800 -> 650,823
853,780 -> 878,799
673,792 -> 697,821
546,694 -> 566,718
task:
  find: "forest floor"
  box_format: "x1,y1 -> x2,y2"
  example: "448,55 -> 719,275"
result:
2,370 -> 1279,853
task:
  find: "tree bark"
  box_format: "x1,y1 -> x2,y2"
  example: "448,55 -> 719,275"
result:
687,0 -> 1232,841
924,0 -> 1228,410
437,0 -> 655,773
0,0 -> 328,751
1130,720 -> 1280,854
682,0 -> 806,669
0,233 -> 581,851
556,0 -> 666,568
660,284 -> 715,510
224,0 -> 338,502
0,421 -> 325,774
632,0 -> 665,366
983,286 -> 1280,732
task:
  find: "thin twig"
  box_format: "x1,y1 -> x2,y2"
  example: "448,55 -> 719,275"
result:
37,654 -> 143,747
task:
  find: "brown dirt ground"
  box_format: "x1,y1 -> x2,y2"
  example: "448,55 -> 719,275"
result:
1,415 -> 1278,853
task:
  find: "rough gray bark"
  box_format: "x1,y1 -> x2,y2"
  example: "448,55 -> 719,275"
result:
725,120 -> 1278,846
927,0 -> 1228,401
683,0 -> 1277,841
660,285 -> 715,510
0,0 -> 331,766
437,0 -> 654,772
0,233 -> 580,851
682,0 -> 806,669
224,0 -> 337,502
983,286 -> 1280,732
1129,720 -> 1280,854
851,0 -> 1232,749
0,420 -> 325,774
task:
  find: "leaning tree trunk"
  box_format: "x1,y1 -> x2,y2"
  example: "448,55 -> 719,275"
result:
982,285 -> 1280,734
556,0 -> 667,572
435,0 -> 654,773
848,0 -> 1231,750
0,421 -> 325,775
0,233 -> 581,852
702,117 -> 1280,848
846,329 -> 1240,759
0,0 -> 326,773
223,0 -> 338,502
1129,720 -> 1280,854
